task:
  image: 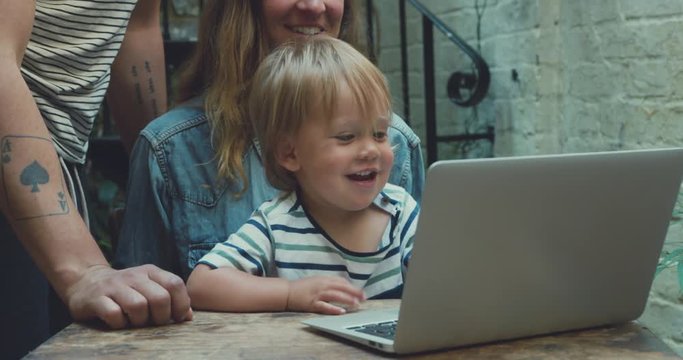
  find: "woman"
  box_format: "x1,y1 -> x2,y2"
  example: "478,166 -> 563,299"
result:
114,0 -> 424,279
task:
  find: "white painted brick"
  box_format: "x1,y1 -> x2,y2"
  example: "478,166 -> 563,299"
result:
620,0 -> 683,19
563,28 -> 603,63
622,60 -> 678,99
483,0 -> 540,37
598,20 -> 683,60
440,10 -> 479,41
591,0 -> 621,24
377,47 -> 403,73
567,63 -> 623,101
482,31 -> 540,66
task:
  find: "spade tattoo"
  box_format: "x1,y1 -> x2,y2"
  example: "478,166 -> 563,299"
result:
21,161 -> 49,193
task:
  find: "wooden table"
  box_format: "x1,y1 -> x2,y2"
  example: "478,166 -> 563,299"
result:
26,300 -> 680,359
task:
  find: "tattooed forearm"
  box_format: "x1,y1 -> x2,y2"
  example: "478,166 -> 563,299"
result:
1,135 -> 69,220
130,60 -> 160,117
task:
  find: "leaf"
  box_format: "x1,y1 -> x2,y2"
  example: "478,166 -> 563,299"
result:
97,180 -> 119,204
656,248 -> 683,276
678,261 -> 683,295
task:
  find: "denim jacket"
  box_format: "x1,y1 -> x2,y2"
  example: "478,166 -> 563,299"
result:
113,98 -> 425,279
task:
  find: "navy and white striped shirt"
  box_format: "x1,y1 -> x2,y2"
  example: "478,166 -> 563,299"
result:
198,183 -> 420,299
22,0 -> 137,164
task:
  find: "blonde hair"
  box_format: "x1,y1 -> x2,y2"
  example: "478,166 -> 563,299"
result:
249,36 -> 392,192
177,0 -> 364,194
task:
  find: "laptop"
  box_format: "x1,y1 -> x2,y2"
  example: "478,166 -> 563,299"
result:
302,148 -> 683,354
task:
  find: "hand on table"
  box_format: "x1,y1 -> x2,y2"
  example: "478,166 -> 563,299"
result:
64,264 -> 193,328
286,276 -> 365,315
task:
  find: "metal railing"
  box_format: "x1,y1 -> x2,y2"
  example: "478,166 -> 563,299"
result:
367,1 -> 493,165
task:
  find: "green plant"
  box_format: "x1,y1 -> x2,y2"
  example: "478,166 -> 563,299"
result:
656,190 -> 683,293
86,169 -> 124,261
656,248 -> 683,292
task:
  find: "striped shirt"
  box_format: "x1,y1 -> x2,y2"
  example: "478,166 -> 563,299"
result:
22,0 -> 137,164
198,183 -> 420,299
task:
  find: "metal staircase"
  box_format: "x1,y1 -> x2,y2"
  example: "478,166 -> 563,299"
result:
367,0 -> 493,165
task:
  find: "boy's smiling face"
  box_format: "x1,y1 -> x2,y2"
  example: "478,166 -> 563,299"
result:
277,84 -> 393,216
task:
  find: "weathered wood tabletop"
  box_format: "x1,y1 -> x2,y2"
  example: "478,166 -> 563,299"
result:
26,300 -> 679,359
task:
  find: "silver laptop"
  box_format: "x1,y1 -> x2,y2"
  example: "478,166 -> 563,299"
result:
302,148 -> 683,354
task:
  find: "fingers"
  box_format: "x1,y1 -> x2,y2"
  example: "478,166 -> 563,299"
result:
86,296 -> 129,329
146,265 -> 192,323
319,289 -> 363,312
117,264 -> 192,326
66,265 -> 192,329
108,285 -> 153,327
184,307 -> 194,321
322,279 -> 365,303
290,276 -> 366,314
313,300 -> 348,315
69,282 -> 149,329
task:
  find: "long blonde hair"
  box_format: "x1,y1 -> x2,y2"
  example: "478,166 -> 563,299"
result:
249,37 -> 391,192
177,0 -> 364,193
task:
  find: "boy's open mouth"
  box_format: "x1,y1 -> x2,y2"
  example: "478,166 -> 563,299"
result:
347,170 -> 377,182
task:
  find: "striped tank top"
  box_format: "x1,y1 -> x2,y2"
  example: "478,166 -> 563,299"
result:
21,0 -> 137,164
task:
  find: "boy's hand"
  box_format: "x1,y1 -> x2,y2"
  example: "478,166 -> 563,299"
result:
286,276 -> 365,315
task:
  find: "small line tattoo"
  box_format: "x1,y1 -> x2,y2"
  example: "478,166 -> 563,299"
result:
134,82 -> 143,104
58,191 -> 67,212
148,78 -> 155,94
151,98 -> 159,117
2,138 -> 12,164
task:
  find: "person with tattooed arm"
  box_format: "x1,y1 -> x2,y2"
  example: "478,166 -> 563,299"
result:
0,1 -> 192,358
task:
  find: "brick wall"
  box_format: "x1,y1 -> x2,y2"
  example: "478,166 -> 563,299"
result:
374,0 -> 683,353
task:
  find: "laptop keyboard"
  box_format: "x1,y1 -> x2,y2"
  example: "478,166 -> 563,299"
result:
347,320 -> 398,340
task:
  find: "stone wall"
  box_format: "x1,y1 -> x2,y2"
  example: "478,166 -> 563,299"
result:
373,0 -> 683,353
